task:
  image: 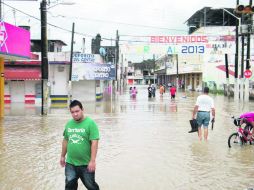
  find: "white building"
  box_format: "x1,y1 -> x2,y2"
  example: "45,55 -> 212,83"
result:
4,40 -> 113,105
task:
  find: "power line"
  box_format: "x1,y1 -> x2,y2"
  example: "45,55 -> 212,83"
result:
1,2 -> 103,39
0,2 -> 177,43
2,2 -> 189,42
2,2 -> 127,42
1,2 -> 180,43
47,13 -> 188,32
2,2 -> 239,45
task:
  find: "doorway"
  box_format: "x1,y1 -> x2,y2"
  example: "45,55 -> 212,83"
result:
10,81 -> 25,102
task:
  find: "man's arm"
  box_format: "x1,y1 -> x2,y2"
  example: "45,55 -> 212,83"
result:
87,140 -> 99,172
192,105 -> 198,119
211,98 -> 215,121
60,139 -> 67,167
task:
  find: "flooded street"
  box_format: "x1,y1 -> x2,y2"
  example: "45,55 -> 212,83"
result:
1,85 -> 254,190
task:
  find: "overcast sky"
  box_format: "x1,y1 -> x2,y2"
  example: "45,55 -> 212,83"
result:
3,0 -> 242,55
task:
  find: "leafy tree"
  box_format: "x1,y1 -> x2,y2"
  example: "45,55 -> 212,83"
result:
133,59 -> 155,71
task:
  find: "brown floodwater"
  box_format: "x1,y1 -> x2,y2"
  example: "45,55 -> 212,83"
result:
0,85 -> 254,190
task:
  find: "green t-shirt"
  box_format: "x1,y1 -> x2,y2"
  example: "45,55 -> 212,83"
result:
63,116 -> 99,166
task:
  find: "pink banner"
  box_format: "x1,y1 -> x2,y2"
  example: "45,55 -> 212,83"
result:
0,22 -> 30,58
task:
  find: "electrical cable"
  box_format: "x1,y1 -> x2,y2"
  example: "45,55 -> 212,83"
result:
2,2 -> 238,44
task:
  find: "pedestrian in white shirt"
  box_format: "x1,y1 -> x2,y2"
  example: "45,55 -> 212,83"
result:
192,87 -> 215,141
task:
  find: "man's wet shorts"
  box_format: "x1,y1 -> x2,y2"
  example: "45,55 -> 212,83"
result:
196,111 -> 210,128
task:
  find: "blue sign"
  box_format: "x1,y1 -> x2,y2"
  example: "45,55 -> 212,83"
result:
72,63 -> 116,81
73,53 -> 96,63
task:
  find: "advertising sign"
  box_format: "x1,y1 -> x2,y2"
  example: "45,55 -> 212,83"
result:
0,21 -> 30,58
122,39 -> 235,55
122,32 -> 235,55
73,53 -> 103,63
72,53 -> 116,81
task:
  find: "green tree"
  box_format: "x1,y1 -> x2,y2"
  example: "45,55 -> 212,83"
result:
133,59 -> 155,71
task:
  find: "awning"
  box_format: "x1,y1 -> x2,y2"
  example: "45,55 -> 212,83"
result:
4,67 -> 41,80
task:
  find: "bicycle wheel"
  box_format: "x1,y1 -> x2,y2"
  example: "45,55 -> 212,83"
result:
228,133 -> 243,148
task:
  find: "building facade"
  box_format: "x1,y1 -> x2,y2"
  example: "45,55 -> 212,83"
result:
4,40 -> 113,105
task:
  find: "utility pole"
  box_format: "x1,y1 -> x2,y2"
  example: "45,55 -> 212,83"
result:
0,0 -> 2,20
176,54 -> 179,90
244,0 -> 252,101
68,22 -> 75,104
240,33 -> 245,101
115,30 -> 119,91
223,7 -> 241,101
69,22 -> 75,81
40,0 -> 49,115
0,1 -> 2,117
225,54 -> 230,96
241,35 -> 245,79
153,54 -> 156,85
0,57 -> 4,118
234,1 -> 240,101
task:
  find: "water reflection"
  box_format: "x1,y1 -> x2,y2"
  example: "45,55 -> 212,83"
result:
148,100 -> 155,113
4,103 -> 41,116
169,100 -> 177,112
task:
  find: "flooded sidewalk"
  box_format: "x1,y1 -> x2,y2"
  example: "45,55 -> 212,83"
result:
1,85 -> 254,190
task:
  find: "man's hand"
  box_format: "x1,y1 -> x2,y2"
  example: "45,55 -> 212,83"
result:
87,160 -> 96,172
192,105 -> 198,120
60,156 -> 66,167
211,118 -> 215,123
60,139 -> 67,167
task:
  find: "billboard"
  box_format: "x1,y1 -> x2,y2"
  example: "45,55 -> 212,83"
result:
0,21 -> 30,58
72,53 -> 116,81
122,35 -> 235,56
122,29 -> 236,56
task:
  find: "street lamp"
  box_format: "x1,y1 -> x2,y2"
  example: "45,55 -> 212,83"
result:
213,8 -> 241,101
222,8 -> 241,101
222,8 -> 241,29
48,1 -> 75,9
40,0 -> 74,115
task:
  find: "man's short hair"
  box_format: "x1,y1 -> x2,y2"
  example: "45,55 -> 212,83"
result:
204,87 -> 209,93
69,100 -> 83,110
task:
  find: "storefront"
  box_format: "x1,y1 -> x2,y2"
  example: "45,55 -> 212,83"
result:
0,21 -> 30,117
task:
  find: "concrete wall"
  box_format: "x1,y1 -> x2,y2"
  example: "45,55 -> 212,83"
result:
49,64 -> 69,95
48,52 -> 70,61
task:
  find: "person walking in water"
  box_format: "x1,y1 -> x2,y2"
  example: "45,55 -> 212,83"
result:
148,84 -> 152,98
239,112 -> 254,137
170,85 -> 176,100
151,84 -> 156,97
129,86 -> 132,97
131,86 -> 138,98
159,84 -> 164,97
192,87 -> 215,141
60,100 -> 100,190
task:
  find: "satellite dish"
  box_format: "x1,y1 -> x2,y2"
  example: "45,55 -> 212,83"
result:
99,47 -> 106,56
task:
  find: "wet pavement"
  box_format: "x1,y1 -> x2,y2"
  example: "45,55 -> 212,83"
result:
1,85 -> 254,190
